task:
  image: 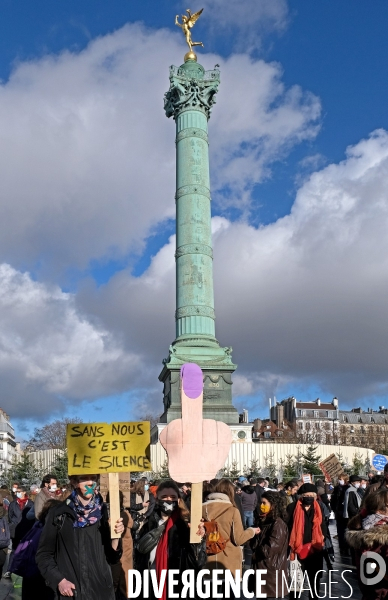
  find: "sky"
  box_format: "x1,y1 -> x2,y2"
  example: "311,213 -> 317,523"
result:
1,0 -> 388,439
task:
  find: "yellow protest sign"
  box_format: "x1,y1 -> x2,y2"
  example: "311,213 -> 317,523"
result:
67,422 -> 151,474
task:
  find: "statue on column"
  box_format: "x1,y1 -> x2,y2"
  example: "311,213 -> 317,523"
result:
175,9 -> 204,52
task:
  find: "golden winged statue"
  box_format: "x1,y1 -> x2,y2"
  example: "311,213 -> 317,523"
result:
175,8 -> 204,53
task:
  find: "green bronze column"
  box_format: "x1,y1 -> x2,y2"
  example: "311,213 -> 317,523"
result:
159,53 -> 238,425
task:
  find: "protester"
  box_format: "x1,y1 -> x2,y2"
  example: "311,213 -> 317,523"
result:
343,475 -> 362,520
249,491 -> 289,597
136,480 -> 206,600
330,473 -> 350,555
240,481 -> 257,528
33,475 -> 59,521
11,483 -> 19,500
0,498 -> 10,581
29,484 -> 40,499
358,478 -> 368,499
202,478 -> 260,577
287,483 -> 327,599
130,478 -> 155,526
180,483 -> 191,509
202,481 -> 214,502
283,480 -> 299,505
107,491 -> 133,600
0,486 -> 12,512
364,464 -> 388,499
254,478 -> 266,503
7,485 -> 34,580
346,489 -> 388,600
18,498 -> 61,600
36,474 -> 124,599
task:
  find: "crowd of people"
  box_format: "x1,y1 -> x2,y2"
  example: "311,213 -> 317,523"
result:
0,468 -> 385,599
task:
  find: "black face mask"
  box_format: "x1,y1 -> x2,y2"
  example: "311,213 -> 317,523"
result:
157,500 -> 178,515
301,496 -> 314,506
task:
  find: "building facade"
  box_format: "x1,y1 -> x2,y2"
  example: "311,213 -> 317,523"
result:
271,397 -> 340,444
0,409 -> 17,472
339,407 -> 388,452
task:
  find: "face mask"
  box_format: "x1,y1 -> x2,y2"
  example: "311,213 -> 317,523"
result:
12,487 -> 17,493
260,503 -> 271,514
83,482 -> 97,496
301,496 -> 314,506
158,499 -> 178,515
339,480 -> 344,485
144,485 -> 149,491
49,485 -> 57,493
16,492 -> 23,499
354,483 -> 360,488
361,483 -> 367,489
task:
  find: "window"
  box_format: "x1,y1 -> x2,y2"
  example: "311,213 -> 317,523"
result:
314,411 -> 319,418
277,431 -> 283,437
301,410 -> 306,417
264,431 -> 271,439
371,417 -> 375,423
326,411 -> 333,418
298,422 -> 303,430
315,422 -> 320,429
0,444 -> 3,450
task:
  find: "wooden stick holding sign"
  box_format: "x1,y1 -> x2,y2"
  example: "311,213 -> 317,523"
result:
160,363 -> 232,543
66,421 -> 151,540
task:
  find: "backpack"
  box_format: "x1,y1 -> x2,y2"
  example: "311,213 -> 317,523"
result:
10,521 -> 43,578
0,517 -> 10,549
203,508 -> 230,555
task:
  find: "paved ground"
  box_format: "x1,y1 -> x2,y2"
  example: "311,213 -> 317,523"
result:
0,521 -> 362,599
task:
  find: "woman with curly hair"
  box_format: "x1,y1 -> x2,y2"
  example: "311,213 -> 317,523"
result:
249,491 -> 289,598
346,488 -> 388,600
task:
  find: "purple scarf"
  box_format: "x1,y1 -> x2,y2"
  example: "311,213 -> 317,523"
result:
68,490 -> 102,528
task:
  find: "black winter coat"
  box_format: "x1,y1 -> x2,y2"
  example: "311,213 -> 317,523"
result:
135,509 -> 206,600
249,517 -> 289,597
36,501 -> 121,600
8,499 -> 34,541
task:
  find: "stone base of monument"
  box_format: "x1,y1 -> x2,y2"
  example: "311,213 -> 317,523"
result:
159,337 -> 239,425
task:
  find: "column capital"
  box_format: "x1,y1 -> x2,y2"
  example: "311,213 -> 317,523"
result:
164,62 -> 220,120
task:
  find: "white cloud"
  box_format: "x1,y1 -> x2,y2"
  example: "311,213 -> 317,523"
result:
77,129 -> 388,414
0,23 -> 319,275
0,263 -> 137,417
201,0 -> 289,51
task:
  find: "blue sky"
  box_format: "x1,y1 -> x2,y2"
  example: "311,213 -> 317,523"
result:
1,1 -> 388,439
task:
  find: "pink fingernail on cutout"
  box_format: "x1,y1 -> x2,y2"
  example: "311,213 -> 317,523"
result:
181,363 -> 203,399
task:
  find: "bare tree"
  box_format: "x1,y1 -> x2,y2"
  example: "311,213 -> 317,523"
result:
138,413 -> 159,429
24,417 -> 83,450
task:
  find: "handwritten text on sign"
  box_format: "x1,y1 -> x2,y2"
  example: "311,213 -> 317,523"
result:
67,422 -> 151,474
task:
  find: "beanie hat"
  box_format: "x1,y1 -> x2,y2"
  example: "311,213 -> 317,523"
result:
298,483 -> 318,495
349,474 -> 361,483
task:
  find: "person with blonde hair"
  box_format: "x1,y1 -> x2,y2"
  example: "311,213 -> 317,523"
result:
36,474 -> 124,599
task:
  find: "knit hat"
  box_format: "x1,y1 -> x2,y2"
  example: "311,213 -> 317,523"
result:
349,474 -> 361,483
298,483 -> 318,495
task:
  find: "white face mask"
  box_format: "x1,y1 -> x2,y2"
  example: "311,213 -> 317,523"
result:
12,487 -> 17,493
339,480 -> 344,485
361,483 -> 367,489
354,483 -> 361,488
16,492 -> 23,499
49,485 -> 57,492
